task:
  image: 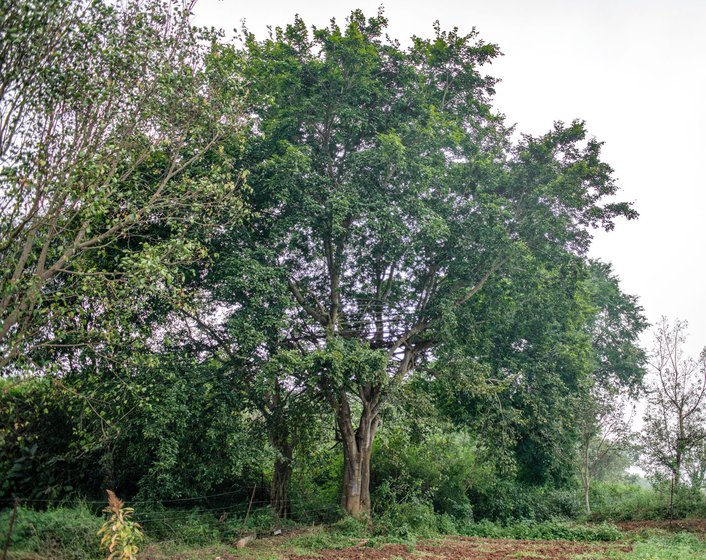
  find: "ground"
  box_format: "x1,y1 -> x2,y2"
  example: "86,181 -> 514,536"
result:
137,521 -> 706,560
286,536 -> 632,560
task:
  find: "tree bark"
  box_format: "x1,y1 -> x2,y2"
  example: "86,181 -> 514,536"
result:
337,392 -> 379,518
582,474 -> 591,515
269,428 -> 293,519
581,439 -> 591,515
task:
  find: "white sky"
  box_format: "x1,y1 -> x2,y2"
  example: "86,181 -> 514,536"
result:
195,0 -> 706,358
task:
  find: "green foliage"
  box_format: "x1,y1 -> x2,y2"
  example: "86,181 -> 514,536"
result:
468,479 -> 584,522
138,509 -> 222,546
459,519 -> 624,541
371,428 -> 478,519
625,533 -> 706,560
235,8 -> 636,515
0,0 -> 248,371
288,456 -> 342,524
110,359 -> 269,502
0,377 -> 92,501
0,360 -> 271,505
97,491 -> 143,560
584,261 -> 647,390
286,525 -> 363,551
369,415 -> 588,526
310,340 -> 389,395
331,514 -> 369,536
373,501 -> 442,539
589,481 -> 706,521
0,504 -> 102,560
0,5 -> 652,543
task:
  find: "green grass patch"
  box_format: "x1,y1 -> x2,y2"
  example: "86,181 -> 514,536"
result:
622,533 -> 706,560
459,519 -> 624,542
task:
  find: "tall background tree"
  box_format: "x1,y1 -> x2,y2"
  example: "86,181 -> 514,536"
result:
429,260 -> 645,492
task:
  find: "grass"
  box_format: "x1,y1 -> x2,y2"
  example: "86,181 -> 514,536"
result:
617,532 -> 705,560
110,524 -> 706,560
2,505 -> 705,560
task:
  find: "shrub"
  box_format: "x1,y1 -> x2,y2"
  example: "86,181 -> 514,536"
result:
97,491 -> 143,560
371,429 -> 479,521
0,503 -> 102,560
331,514 -> 368,536
460,519 -> 623,542
373,501 -> 440,539
589,481 -> 706,521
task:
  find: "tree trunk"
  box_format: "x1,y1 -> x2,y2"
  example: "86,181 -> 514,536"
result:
581,441 -> 591,515
337,392 -> 379,518
269,433 -> 293,519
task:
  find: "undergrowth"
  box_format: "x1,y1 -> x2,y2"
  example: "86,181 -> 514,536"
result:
2,501 -> 704,560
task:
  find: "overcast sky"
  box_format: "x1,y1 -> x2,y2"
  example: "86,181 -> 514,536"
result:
195,0 -> 706,357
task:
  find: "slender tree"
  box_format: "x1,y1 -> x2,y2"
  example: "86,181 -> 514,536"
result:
641,318 -> 706,513
575,385 -> 634,514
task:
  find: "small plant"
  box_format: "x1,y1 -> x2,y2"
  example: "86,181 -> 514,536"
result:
97,490 -> 144,560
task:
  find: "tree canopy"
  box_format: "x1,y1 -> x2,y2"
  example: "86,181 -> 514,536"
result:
1,4 -> 662,526
0,0 -> 248,370
215,10 -> 639,515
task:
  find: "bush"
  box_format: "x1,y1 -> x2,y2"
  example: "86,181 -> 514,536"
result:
460,519 -> 623,542
371,429 -> 479,520
331,514 -> 368,536
142,510 -> 221,546
373,501 -> 440,539
468,480 -> 583,522
0,504 -> 102,560
0,378 -> 95,503
589,481 -> 706,521
138,505 -> 286,545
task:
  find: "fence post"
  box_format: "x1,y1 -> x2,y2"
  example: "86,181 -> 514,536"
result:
243,484 -> 257,525
2,497 -> 20,560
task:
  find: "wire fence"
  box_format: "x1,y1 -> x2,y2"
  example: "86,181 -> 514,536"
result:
0,484 -> 344,529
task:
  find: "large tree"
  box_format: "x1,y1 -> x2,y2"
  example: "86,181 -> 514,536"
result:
235,11 -> 636,516
0,0 -> 247,370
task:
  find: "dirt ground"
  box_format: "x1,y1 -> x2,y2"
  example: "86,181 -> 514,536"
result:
289,536 -> 633,560
140,521 -> 706,560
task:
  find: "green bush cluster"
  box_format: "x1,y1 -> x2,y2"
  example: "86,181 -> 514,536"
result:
468,480 -> 584,522
0,378 -> 94,502
589,481 -> 706,521
459,519 -> 623,541
0,504 -> 295,557
370,429 -> 480,521
369,505 -> 622,543
370,427 -> 585,525
0,504 -> 102,560
628,533 -> 706,560
0,371 -> 272,506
